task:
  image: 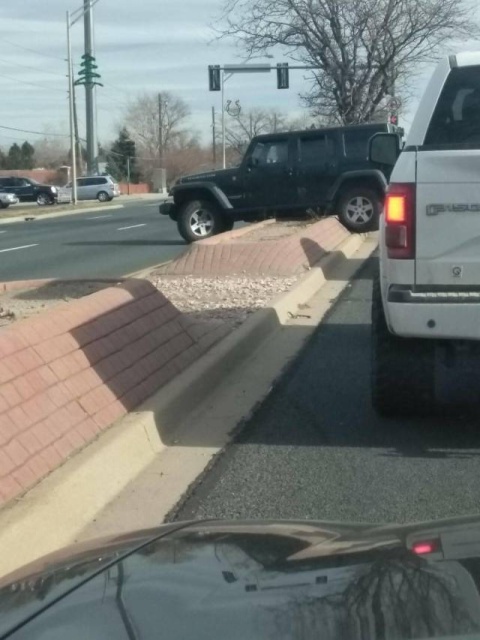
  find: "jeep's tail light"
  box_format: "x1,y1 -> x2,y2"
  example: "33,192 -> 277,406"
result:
385,183 -> 416,259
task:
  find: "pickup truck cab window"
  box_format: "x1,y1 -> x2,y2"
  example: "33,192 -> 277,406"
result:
425,66 -> 480,146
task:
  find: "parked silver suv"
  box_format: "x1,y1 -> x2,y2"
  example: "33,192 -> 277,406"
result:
66,175 -> 120,202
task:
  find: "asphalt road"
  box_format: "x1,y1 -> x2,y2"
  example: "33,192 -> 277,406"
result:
0,200 -> 186,281
174,257 -> 480,526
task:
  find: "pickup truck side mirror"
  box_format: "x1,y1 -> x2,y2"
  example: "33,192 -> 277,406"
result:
369,133 -> 401,167
246,156 -> 259,169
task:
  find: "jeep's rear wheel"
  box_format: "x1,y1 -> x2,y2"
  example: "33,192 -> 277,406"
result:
177,200 -> 224,243
338,188 -> 380,232
371,274 -> 435,416
222,218 -> 234,232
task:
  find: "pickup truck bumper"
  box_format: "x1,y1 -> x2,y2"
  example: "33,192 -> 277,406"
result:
159,200 -> 177,220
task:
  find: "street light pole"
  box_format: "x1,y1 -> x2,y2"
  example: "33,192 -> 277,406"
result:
158,93 -> 164,168
66,10 -> 78,204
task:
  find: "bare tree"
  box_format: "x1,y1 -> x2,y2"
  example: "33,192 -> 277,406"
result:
121,91 -> 192,181
225,107 -> 314,160
33,135 -> 69,169
122,91 -> 191,160
218,0 -> 476,124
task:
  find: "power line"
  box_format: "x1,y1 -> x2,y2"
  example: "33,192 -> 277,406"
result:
0,38 -> 66,63
0,125 -> 69,138
0,73 -> 65,94
0,57 -> 66,78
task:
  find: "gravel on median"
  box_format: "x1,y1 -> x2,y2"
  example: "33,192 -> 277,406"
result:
149,274 -> 300,330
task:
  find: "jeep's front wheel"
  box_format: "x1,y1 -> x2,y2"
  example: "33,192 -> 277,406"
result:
338,188 -> 380,233
177,200 -> 223,243
371,275 -> 435,416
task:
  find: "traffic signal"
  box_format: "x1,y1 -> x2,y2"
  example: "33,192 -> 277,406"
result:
209,65 -> 221,91
76,53 -> 103,87
389,114 -> 399,126
277,63 -> 289,89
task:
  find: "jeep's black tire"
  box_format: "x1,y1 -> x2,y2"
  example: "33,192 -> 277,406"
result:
222,218 -> 234,232
177,200 -> 224,243
338,187 -> 381,233
371,274 -> 435,416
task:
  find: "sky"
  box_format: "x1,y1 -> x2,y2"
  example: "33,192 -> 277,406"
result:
0,0 -> 479,152
0,0 -> 308,151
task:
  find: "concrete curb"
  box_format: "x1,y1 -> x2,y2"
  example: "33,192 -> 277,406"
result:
0,231 -> 376,577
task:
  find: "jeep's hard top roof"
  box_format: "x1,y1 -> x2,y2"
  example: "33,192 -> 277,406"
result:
451,51 -> 480,68
253,122 -> 389,143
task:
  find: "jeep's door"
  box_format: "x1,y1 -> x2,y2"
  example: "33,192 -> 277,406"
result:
243,137 -> 296,208
296,131 -> 338,206
416,64 -> 480,287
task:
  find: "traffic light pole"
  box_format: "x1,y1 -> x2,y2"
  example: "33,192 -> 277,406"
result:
222,71 -> 226,169
212,106 -> 216,168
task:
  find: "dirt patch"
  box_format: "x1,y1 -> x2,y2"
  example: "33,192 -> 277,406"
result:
149,274 -> 299,331
238,219 -> 316,243
0,281 -> 120,329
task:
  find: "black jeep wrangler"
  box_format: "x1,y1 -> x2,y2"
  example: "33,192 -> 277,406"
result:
160,123 -> 400,242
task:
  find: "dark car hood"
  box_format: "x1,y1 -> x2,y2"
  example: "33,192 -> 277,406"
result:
3,516 -> 480,639
178,167 -> 239,184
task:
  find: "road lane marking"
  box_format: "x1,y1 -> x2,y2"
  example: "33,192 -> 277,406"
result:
0,243 -> 38,253
117,224 -> 146,231
88,215 -> 112,220
0,231 -> 6,234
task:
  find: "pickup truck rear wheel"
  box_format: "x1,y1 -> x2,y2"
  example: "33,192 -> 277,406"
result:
371,274 -> 435,416
338,188 -> 380,232
177,200 -> 223,243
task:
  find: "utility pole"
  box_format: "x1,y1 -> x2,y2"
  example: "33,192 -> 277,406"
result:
212,106 -> 216,168
66,10 -> 78,204
126,156 -> 131,195
83,0 -> 97,174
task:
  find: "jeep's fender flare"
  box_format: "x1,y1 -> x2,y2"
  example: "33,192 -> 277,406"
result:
171,182 -> 233,211
327,170 -> 388,206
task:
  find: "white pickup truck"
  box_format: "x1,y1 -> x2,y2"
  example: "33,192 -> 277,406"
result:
370,52 -> 480,416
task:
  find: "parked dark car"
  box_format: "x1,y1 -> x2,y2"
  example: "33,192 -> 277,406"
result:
0,177 -> 58,206
1,516 -> 480,639
160,123 -> 402,242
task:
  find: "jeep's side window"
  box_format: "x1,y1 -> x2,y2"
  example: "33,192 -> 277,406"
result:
425,66 -> 480,146
251,141 -> 288,166
299,135 -> 328,164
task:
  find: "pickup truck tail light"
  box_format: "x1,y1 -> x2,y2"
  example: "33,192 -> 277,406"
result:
385,183 -> 416,259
